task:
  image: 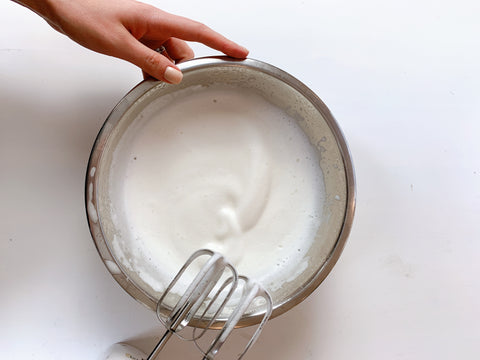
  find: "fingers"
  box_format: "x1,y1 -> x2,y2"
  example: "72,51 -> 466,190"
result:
118,6 -> 248,83
139,38 -> 193,64
122,36 -> 183,83
151,12 -> 249,59
140,39 -> 193,80
163,38 -> 194,64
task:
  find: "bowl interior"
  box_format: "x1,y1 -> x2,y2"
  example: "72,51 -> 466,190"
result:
86,57 -> 354,326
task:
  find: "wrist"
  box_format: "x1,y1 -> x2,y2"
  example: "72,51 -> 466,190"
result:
12,0 -> 58,23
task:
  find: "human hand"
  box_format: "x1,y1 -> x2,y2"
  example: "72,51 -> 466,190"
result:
15,0 -> 249,83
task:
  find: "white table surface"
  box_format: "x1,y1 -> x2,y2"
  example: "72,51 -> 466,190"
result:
1,0 -> 479,359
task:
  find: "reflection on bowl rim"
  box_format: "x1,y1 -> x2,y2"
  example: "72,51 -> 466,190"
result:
85,56 -> 356,327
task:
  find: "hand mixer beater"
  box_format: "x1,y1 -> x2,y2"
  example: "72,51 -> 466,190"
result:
107,249 -> 273,360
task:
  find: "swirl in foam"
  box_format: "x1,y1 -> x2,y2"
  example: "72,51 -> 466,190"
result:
109,85 -> 325,293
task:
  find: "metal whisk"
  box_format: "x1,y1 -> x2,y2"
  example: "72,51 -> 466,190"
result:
147,249 -> 273,360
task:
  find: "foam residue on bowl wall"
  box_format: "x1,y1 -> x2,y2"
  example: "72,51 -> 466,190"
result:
87,167 -> 98,224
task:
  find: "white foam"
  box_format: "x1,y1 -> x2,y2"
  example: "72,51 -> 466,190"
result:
108,86 -> 325,292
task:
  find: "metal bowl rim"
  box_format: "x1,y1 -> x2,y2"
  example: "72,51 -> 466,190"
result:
85,56 -> 356,327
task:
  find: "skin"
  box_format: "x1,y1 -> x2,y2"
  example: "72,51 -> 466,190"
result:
13,0 -> 249,83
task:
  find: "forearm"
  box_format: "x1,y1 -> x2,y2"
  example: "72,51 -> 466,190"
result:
12,0 -> 54,18
11,0 -> 65,33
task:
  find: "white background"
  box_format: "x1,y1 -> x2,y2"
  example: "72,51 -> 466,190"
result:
1,0 -> 479,359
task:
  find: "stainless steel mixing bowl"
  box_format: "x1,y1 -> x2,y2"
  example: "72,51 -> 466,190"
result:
85,56 -> 355,327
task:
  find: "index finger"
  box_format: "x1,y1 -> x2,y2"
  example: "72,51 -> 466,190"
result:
152,12 -> 249,58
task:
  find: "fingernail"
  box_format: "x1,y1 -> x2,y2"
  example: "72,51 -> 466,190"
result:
164,66 -> 183,84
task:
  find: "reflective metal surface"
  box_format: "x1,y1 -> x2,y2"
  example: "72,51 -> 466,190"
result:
85,56 -> 356,327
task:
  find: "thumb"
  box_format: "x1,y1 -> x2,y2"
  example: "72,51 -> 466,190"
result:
120,37 -> 183,83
